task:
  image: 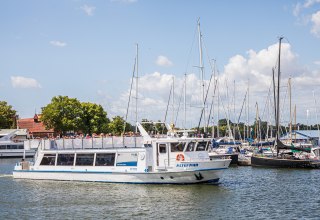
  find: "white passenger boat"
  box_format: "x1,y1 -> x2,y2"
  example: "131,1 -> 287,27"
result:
13,123 -> 231,184
0,130 -> 36,158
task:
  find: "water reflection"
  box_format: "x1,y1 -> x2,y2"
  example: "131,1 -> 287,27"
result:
1,160 -> 320,219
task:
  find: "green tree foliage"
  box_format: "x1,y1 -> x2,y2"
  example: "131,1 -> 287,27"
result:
0,101 -> 17,128
41,96 -> 83,134
108,116 -> 133,136
80,102 -> 109,135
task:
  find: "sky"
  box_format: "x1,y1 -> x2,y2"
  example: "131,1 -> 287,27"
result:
1,0 -> 320,128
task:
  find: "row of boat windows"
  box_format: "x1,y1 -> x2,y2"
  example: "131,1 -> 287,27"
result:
159,141 -> 209,153
40,153 -> 116,166
0,145 -> 24,150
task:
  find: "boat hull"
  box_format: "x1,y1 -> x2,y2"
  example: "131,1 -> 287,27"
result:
13,168 -> 226,184
209,154 -> 238,165
251,156 -> 320,168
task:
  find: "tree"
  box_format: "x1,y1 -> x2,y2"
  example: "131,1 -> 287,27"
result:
0,101 -> 17,128
41,96 -> 83,134
80,102 -> 109,135
108,116 -> 133,136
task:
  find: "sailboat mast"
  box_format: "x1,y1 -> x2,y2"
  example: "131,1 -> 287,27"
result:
197,19 -> 206,133
184,74 -> 187,130
172,77 -> 175,127
312,91 -> 320,141
276,37 -> 283,155
289,78 -> 292,143
247,80 -> 250,139
135,43 -> 139,133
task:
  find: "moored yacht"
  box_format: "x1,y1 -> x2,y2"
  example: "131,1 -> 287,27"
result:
0,129 -> 36,158
13,123 -> 231,184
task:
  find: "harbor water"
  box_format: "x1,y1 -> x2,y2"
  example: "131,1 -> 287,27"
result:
1,158 -> 320,219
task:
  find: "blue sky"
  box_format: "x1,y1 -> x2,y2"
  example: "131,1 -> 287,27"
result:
1,0 -> 320,128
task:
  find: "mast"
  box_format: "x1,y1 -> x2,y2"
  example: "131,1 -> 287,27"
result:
135,43 -> 139,133
276,37 -> 283,156
172,76 -> 175,127
313,91 -> 320,141
247,80 -> 250,139
184,73 -> 187,130
217,74 -> 220,137
233,80 -> 236,140
197,19 -> 206,133
294,104 -> 297,141
289,78 -> 292,143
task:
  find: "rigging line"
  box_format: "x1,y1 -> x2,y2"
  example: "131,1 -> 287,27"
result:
218,91 -> 233,139
184,22 -> 198,75
123,57 -> 136,135
162,85 -> 173,134
258,79 -> 273,137
236,90 -> 248,140
207,79 -> 218,129
197,70 -> 214,133
174,81 -> 185,126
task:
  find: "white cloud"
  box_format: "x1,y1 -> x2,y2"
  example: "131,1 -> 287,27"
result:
101,41 -> 320,127
293,1 -> 320,36
11,76 -> 42,89
223,42 -> 300,93
311,11 -> 320,37
304,0 -> 320,8
81,4 -> 96,16
293,0 -> 320,16
50,40 -> 67,47
156,55 -> 173,67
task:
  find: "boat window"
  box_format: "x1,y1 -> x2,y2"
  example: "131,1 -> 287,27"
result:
196,142 -> 207,151
159,144 -> 166,153
0,145 -> 6,149
95,153 -> 115,166
186,142 -> 196,152
57,154 -> 75,166
170,142 -> 186,152
7,145 -> 22,149
144,144 -> 152,148
116,153 -> 138,166
76,154 -> 94,166
40,154 -> 56,166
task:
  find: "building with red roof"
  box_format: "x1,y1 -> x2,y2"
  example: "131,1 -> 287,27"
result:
17,114 -> 55,138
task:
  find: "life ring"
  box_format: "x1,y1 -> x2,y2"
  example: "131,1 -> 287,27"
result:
176,153 -> 185,161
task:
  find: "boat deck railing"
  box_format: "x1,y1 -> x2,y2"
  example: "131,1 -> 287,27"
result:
24,136 -> 145,150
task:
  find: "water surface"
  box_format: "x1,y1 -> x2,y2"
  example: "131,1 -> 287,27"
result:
0,159 -> 319,219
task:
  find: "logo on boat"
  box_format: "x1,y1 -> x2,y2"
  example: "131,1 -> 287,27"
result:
176,163 -> 199,167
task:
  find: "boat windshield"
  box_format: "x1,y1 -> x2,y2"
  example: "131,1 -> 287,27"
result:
196,141 -> 209,151
170,142 -> 186,152
185,142 -> 196,152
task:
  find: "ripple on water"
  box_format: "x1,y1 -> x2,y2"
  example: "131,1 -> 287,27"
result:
1,160 -> 320,219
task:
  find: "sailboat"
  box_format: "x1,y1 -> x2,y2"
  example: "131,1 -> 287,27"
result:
251,37 -> 320,168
